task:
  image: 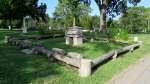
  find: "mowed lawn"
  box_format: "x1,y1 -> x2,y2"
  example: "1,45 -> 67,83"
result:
0,30 -> 150,84
35,38 -> 122,59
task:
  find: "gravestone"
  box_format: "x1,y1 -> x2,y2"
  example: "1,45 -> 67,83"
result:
4,36 -> 9,43
134,37 -> 138,42
22,17 -> 27,33
8,25 -> 11,30
66,26 -> 83,46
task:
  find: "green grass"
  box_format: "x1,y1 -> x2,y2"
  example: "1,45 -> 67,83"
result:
0,30 -> 21,39
0,31 -> 150,84
35,38 -> 122,59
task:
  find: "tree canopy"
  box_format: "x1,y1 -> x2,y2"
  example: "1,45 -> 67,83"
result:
0,0 -> 47,21
120,6 -> 150,33
82,0 -> 141,33
53,0 -> 91,28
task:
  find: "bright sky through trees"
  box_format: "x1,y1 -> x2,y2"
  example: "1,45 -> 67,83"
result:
39,0 -> 150,17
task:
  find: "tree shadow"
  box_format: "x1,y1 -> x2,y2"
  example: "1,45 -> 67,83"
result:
0,44 -> 61,84
35,37 -> 120,58
39,38 -> 89,54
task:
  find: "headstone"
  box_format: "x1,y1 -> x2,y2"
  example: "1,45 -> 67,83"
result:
90,38 -> 94,42
4,36 -> 9,43
134,37 -> 138,42
49,26 -> 52,30
8,26 -> 11,30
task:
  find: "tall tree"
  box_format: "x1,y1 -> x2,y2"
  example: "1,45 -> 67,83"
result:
79,15 -> 100,29
54,0 -> 91,28
120,6 -> 150,33
0,0 -> 47,27
83,0 -> 141,33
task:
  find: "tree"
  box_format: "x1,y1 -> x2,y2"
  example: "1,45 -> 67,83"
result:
79,15 -> 100,30
0,0 -> 47,28
120,6 -> 150,33
83,0 -> 141,33
54,0 -> 91,28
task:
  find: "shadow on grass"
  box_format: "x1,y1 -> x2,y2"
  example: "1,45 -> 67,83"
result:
38,38 -> 122,59
0,44 -> 61,84
92,45 -> 140,74
39,38 -> 89,54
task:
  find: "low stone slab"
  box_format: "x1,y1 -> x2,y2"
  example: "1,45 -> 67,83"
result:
21,49 -> 33,55
18,40 -> 32,49
52,48 -> 66,55
67,52 -> 82,59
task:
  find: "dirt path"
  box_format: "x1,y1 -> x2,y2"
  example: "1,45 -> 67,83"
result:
107,54 -> 150,84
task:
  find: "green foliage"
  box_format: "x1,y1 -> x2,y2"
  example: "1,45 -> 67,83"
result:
0,0 -> 47,28
120,6 -> 150,33
50,29 -> 65,35
1,31 -> 150,84
94,0 -> 141,16
0,19 -> 22,29
79,14 -> 92,29
36,21 -> 49,35
86,0 -> 141,32
53,0 -> 91,28
108,21 -> 129,40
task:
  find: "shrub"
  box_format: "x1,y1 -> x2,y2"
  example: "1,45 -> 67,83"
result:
108,22 -> 129,41
37,22 -> 50,35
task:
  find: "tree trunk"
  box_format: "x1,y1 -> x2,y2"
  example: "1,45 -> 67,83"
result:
99,0 -> 107,34
73,17 -> 76,27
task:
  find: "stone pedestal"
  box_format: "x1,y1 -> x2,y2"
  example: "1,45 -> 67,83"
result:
79,59 -> 92,77
66,26 -> 83,46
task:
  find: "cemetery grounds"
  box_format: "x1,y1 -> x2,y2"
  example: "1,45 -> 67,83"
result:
0,30 -> 150,84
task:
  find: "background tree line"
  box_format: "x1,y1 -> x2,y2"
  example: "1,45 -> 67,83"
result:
0,0 -> 150,36
0,0 -> 48,28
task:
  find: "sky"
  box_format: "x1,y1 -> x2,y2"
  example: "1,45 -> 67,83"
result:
38,0 -> 150,17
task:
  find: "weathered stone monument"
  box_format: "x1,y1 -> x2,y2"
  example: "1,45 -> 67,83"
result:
66,26 -> 83,46
22,16 -> 35,33
22,16 -> 28,33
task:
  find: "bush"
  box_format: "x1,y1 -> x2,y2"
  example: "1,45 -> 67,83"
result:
108,21 -> 129,41
51,29 -> 65,35
37,22 -> 50,35
108,28 -> 129,40
107,20 -> 129,41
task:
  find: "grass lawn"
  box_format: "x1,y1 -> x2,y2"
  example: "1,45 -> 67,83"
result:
35,38 -> 122,59
0,30 -> 21,43
0,31 -> 150,84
